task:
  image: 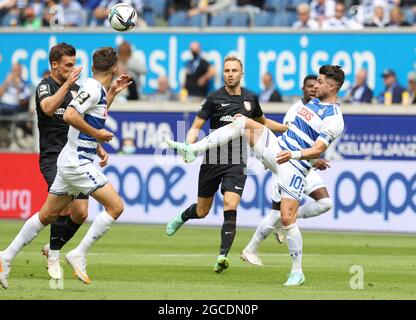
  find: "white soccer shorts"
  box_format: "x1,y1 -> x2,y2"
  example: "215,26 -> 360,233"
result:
49,163 -> 108,198
253,128 -> 306,203
271,169 -> 326,203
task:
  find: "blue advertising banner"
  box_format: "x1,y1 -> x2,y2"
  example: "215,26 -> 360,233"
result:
105,111 -> 416,160
0,31 -> 415,97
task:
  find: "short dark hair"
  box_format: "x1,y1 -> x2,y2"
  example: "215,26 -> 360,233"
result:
319,65 -> 345,89
49,42 -> 76,65
93,46 -> 117,73
303,74 -> 317,86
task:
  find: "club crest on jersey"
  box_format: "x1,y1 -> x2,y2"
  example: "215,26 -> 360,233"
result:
318,107 -> 327,116
244,101 -> 251,111
74,91 -> 90,104
38,84 -> 50,97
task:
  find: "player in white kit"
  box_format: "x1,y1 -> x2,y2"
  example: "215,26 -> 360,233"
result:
167,65 -> 345,286
0,47 -> 132,289
241,75 -> 334,267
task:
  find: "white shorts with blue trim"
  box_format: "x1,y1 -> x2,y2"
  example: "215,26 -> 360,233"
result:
271,169 -> 326,203
253,128 -> 306,203
49,162 -> 108,198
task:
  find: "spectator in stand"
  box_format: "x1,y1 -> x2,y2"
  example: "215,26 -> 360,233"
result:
147,76 -> 177,102
61,0 -> 84,26
22,6 -> 41,30
364,5 -> 389,27
183,41 -> 216,100
377,69 -> 406,104
42,0 -> 58,27
292,3 -> 319,30
114,62 -> 139,102
344,69 -> 373,104
0,63 -> 32,116
309,0 -> 335,25
406,71 -> 416,104
387,6 -> 411,27
258,72 -> 282,103
322,2 -> 362,29
117,41 -> 146,100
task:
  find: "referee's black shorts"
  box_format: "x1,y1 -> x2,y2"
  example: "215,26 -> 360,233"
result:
198,164 -> 247,198
40,157 -> 88,200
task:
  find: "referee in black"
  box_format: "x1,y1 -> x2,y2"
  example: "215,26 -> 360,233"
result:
35,43 -> 108,280
166,55 -> 287,273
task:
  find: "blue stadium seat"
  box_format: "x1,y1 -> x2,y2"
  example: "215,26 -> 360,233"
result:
151,0 -> 167,18
255,12 -> 273,26
271,12 -> 288,26
188,14 -> 206,27
264,0 -> 282,12
168,11 -> 188,26
229,12 -> 249,27
142,8 -> 156,26
209,13 -> 229,27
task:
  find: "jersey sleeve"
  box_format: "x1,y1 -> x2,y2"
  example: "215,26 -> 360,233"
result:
251,95 -> 264,118
36,81 -> 53,104
69,81 -> 100,114
197,96 -> 215,120
283,102 -> 301,125
317,113 -> 344,146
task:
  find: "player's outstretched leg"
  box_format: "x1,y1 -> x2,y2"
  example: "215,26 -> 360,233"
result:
66,183 -> 123,284
167,115 -> 248,163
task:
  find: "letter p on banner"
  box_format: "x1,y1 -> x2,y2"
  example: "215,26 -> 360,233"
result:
349,265 -> 364,290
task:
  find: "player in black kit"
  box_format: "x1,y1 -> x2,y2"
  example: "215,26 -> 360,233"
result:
166,56 -> 287,272
35,43 -> 109,280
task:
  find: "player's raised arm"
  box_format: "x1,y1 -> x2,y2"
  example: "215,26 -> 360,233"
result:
253,115 -> 288,133
40,66 -> 82,116
186,116 -> 206,144
106,73 -> 132,108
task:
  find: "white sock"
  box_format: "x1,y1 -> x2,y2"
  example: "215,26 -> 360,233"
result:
3,213 -> 45,262
246,209 -> 281,253
283,223 -> 303,273
297,197 -> 332,219
191,117 -> 245,154
75,211 -> 115,255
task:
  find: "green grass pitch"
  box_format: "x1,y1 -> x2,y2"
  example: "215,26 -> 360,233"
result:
1,219 -> 416,299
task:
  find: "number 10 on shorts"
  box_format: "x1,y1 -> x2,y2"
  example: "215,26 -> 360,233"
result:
289,174 -> 303,190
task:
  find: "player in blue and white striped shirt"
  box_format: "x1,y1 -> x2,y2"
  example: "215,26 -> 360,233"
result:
0,47 -> 132,289
167,65 -> 345,286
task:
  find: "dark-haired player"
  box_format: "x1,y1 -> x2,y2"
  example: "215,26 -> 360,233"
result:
168,65 -> 345,285
0,47 -> 132,289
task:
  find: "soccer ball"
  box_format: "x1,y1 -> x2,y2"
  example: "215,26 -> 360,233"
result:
108,3 -> 137,32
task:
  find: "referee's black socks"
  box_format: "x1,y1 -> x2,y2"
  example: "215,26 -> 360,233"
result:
181,203 -> 199,221
50,216 -> 82,250
220,210 -> 237,256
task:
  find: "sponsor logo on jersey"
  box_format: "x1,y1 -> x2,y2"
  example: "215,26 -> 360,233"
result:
74,91 -> 90,104
297,106 -> 314,121
220,115 -> 235,122
38,84 -> 50,98
55,108 -> 65,115
244,101 -> 251,111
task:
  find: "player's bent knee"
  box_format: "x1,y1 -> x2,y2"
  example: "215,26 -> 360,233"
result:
317,197 -> 333,213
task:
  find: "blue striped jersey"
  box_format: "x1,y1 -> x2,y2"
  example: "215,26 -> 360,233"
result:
278,98 -> 344,175
57,78 -> 107,167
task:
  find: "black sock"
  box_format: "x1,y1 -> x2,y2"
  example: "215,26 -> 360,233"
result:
50,216 -> 81,250
50,215 -> 67,250
181,204 -> 199,221
60,216 -> 82,247
220,210 -> 237,257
